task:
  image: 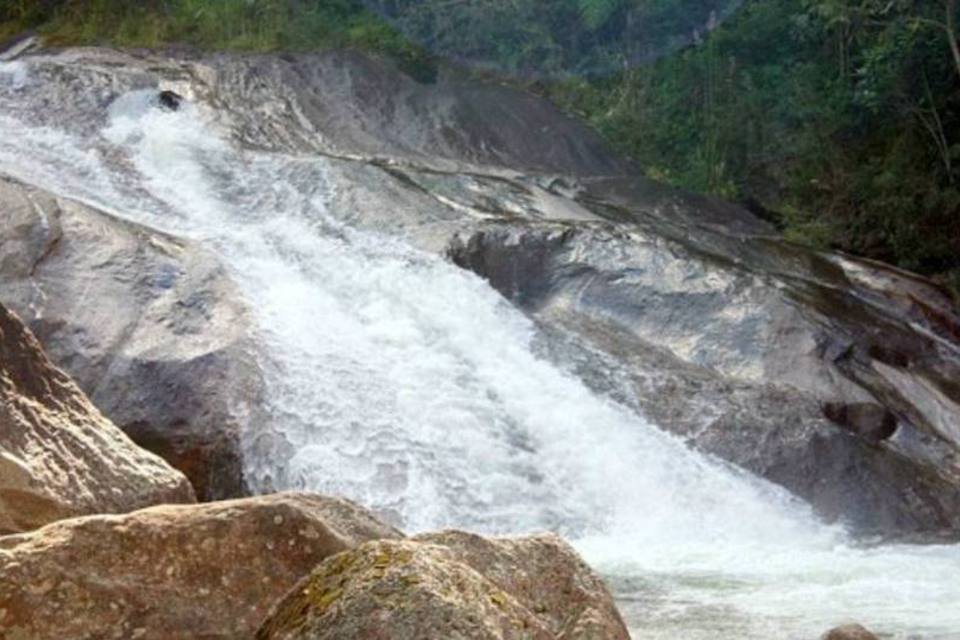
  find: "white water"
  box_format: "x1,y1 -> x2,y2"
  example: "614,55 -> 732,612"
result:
2,62 -> 960,639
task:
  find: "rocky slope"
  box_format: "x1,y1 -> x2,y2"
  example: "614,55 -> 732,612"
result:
0,45 -> 957,538
0,301 -> 193,534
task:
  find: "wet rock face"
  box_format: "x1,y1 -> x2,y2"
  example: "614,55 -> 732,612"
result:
157,89 -> 182,111
0,493 -> 402,640
0,176 -> 262,501
208,49 -> 629,176
447,214 -> 960,538
257,536 -> 629,640
0,302 -> 194,534
2,46 -> 959,539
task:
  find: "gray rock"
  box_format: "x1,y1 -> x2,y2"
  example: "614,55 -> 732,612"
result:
446,208 -> 960,537
0,176 -> 263,500
3,45 -> 959,539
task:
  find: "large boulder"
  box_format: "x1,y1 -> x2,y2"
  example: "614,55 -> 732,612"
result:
0,301 -> 193,534
0,176 -> 263,500
257,535 -> 628,640
0,492 -> 401,640
413,531 -> 629,640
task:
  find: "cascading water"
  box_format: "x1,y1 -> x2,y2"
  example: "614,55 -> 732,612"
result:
2,59 -> 959,639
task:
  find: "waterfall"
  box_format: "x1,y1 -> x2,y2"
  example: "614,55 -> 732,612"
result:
2,59 -> 959,640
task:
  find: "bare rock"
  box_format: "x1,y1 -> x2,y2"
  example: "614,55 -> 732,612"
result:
0,302 -> 194,534
258,535 -> 628,640
414,530 -> 629,639
0,492 -> 401,640
0,176 -> 263,500
821,623 -> 880,640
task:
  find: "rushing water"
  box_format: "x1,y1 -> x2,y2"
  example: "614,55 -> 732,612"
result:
1,59 -> 959,639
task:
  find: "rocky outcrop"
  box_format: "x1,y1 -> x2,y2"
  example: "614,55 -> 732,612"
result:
2,45 -> 959,538
0,302 -> 193,534
208,50 -> 629,176
447,210 -> 960,538
257,536 -> 628,640
821,624 -> 880,640
0,493 -> 401,640
0,176 -> 262,500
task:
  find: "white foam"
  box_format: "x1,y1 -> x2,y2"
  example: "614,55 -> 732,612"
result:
0,60 -> 28,89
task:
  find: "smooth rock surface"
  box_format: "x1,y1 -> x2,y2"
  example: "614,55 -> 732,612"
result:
447,214 -> 960,538
0,301 -> 194,534
0,492 -> 401,640
2,46 -> 959,538
257,536 -> 628,640
0,176 -> 263,500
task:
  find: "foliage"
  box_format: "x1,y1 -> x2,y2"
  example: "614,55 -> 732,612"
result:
547,0 -> 960,286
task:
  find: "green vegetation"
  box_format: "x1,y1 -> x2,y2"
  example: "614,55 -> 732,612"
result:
0,0 -> 430,76
1,0 -> 958,287
548,0 -> 960,288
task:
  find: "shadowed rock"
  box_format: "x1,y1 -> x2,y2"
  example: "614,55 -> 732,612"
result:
157,89 -> 183,111
0,493 -> 401,640
823,402 -> 898,443
0,302 -> 194,534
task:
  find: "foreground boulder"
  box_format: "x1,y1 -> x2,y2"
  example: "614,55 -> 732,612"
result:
414,530 -> 628,639
0,176 -> 262,500
0,493 -> 401,639
0,302 -> 193,534
258,536 -> 629,640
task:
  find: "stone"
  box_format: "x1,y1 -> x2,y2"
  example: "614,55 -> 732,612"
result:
448,217 -> 960,538
0,176 -> 263,500
413,530 -> 629,639
258,533 -> 628,640
157,89 -> 182,111
0,492 -> 401,639
0,301 -> 194,534
821,623 -> 880,640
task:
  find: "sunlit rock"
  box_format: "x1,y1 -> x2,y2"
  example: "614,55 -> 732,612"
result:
257,536 -> 628,640
0,493 -> 401,639
0,302 -> 194,534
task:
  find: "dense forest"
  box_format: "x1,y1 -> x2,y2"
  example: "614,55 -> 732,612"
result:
2,0 -> 959,290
